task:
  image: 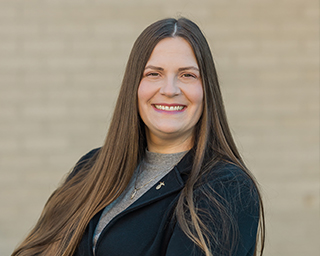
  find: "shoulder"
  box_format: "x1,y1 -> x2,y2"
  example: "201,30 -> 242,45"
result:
75,147 -> 101,167
201,161 -> 255,187
66,147 -> 101,182
190,161 -> 261,254
196,161 -> 260,215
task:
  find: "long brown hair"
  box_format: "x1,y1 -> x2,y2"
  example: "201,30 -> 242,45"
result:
12,18 -> 264,256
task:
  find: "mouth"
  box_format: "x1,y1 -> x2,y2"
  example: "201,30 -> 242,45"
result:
153,104 -> 186,111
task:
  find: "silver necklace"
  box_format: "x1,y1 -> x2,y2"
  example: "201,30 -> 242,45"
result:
130,162 -> 175,200
130,163 -> 162,200
130,151 -> 188,200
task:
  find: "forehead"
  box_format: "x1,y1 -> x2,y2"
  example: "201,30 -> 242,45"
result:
146,37 -> 198,67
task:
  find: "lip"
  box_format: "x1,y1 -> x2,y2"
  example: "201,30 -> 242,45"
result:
152,103 -> 187,113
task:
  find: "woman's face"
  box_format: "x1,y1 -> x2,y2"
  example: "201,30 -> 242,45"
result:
138,37 -> 204,152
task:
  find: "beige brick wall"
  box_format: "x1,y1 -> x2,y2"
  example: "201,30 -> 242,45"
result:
1,0 -> 318,255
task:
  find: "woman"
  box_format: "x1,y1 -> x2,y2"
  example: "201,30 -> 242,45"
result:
12,17 -> 265,256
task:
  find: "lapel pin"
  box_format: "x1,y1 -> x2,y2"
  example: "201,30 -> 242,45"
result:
156,181 -> 165,190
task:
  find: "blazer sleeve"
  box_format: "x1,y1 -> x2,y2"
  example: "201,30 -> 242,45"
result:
165,167 -> 260,256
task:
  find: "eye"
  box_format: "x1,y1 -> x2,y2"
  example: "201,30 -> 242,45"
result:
182,73 -> 197,78
146,72 -> 160,77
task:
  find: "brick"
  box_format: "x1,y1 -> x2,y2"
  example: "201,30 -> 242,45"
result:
22,39 -> 65,53
22,135 -> 69,153
1,1 -> 319,255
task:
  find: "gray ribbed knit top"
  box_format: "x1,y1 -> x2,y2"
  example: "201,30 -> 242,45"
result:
92,149 -> 188,253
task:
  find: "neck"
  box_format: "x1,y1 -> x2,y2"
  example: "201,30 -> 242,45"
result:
146,133 -> 193,154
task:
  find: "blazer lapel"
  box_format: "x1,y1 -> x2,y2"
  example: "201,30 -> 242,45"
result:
82,149 -> 194,255
124,149 -> 194,212
125,167 -> 184,211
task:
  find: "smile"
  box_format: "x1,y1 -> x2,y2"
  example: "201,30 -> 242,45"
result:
154,104 -> 185,111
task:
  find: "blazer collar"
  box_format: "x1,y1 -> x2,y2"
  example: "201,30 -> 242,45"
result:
127,148 -> 194,210
84,149 -> 195,255
92,149 -> 194,220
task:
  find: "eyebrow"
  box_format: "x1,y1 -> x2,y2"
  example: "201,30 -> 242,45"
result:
144,65 -> 199,72
144,65 -> 164,71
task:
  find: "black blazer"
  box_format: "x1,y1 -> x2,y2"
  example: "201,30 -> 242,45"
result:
70,148 -> 259,256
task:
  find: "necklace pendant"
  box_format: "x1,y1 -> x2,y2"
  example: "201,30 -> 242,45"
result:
131,189 -> 137,200
156,181 -> 165,190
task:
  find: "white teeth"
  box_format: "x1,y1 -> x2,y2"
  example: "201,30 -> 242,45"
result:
154,105 -> 184,111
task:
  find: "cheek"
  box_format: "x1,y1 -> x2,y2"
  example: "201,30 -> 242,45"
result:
137,81 -> 152,117
138,80 -> 158,106
190,84 -> 204,121
191,84 -> 204,107
138,81 -> 149,104
137,84 -> 144,116
138,83 -> 146,111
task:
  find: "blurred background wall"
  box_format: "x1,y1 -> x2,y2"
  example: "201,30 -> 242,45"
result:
0,0 -> 319,255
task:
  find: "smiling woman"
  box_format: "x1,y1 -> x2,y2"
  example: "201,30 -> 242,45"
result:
12,18 -> 265,256
138,37 -> 204,153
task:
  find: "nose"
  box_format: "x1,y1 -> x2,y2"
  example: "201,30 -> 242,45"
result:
159,77 -> 181,97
